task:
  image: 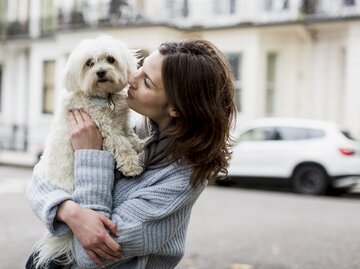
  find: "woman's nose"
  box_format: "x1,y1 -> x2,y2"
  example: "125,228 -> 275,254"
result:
129,70 -> 141,88
128,72 -> 138,87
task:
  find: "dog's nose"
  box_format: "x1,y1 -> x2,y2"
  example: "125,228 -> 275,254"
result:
96,70 -> 106,78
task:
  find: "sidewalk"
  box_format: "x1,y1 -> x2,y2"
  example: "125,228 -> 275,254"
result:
0,150 -> 36,167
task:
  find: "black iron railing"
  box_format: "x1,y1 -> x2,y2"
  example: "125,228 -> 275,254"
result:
0,124 -> 28,152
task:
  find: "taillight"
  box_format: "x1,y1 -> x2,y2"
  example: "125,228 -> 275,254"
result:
339,148 -> 355,156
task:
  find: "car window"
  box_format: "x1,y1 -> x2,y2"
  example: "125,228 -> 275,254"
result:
239,127 -> 281,141
240,126 -> 325,141
277,127 -> 325,140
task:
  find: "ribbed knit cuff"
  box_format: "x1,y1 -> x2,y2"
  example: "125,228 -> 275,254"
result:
72,150 -> 115,216
45,190 -> 74,235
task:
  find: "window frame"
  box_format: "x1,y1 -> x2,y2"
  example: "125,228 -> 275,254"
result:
0,64 -> 2,113
265,52 -> 277,116
42,60 -> 55,114
225,52 -> 242,112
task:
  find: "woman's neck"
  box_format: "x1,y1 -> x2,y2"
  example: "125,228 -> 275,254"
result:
153,117 -> 173,132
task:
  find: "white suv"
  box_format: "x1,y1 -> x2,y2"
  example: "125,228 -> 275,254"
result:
221,118 -> 360,195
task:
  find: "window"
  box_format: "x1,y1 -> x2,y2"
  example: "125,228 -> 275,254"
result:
343,0 -> 356,6
182,0 -> 189,17
264,0 -> 273,11
265,53 -> 277,116
41,0 -> 57,33
230,0 -> 236,14
240,127 -> 280,141
226,53 -> 242,111
7,0 -> 30,35
166,0 -> 177,18
277,127 -> 325,140
300,0 -> 318,14
42,60 -> 55,114
240,126 -> 325,142
264,0 -> 290,11
0,65 -> 2,112
214,0 -> 235,15
0,1 -> 7,29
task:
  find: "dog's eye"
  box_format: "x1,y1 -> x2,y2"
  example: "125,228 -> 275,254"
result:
85,59 -> 94,68
107,56 -> 115,64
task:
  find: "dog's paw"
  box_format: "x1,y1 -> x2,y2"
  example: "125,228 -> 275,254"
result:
120,163 -> 143,177
133,137 -> 149,153
116,155 -> 143,177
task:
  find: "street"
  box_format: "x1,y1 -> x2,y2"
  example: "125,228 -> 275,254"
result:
0,165 -> 359,269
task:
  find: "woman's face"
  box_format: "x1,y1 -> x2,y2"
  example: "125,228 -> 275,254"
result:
127,50 -> 176,130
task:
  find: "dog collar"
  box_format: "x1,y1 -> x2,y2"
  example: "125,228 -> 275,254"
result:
90,96 -> 108,107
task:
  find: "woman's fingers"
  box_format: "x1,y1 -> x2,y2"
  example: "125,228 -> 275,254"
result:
80,109 -> 93,123
87,250 -> 106,267
99,215 -> 123,256
102,233 -> 123,257
73,109 -> 85,127
67,110 -> 78,130
94,246 -> 122,261
101,215 -> 118,236
66,109 -> 102,150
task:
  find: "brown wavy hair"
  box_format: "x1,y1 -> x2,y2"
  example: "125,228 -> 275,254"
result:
158,39 -> 237,187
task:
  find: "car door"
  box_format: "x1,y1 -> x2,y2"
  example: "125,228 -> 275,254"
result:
229,126 -> 286,177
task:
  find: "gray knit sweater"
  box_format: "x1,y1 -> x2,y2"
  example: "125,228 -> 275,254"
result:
27,149 -> 206,269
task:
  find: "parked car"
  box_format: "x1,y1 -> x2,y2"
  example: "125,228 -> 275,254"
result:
218,118 -> 360,195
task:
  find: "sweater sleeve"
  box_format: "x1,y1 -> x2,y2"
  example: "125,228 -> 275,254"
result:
71,149 -> 115,217
71,151 -> 205,269
26,150 -> 115,236
26,161 -> 74,235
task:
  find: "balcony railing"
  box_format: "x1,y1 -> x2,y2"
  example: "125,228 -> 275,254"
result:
256,0 -> 360,24
0,20 -> 29,37
1,1 -> 360,38
0,124 -> 28,152
40,3 -> 146,35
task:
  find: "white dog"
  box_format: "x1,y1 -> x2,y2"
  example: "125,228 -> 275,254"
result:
33,35 -> 144,268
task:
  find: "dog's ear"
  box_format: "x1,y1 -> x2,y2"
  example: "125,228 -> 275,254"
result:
63,39 -> 92,92
63,56 -> 80,92
63,62 -> 76,92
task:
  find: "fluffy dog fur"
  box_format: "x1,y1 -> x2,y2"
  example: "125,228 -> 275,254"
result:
33,35 -> 144,268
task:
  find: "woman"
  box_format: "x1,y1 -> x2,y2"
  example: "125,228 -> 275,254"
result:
26,39 -> 236,268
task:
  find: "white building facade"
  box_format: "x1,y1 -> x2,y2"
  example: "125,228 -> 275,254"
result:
1,0 -> 360,164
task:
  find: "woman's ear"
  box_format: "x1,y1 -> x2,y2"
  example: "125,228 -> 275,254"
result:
169,106 -> 179,118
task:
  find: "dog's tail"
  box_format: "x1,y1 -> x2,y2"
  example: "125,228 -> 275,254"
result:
32,231 -> 74,269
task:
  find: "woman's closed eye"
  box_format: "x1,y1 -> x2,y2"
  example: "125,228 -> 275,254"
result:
144,78 -> 150,88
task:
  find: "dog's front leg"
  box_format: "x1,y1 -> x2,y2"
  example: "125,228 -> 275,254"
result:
103,135 -> 143,177
127,131 -> 148,153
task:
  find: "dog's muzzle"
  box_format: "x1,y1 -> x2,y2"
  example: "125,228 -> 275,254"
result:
97,70 -> 108,82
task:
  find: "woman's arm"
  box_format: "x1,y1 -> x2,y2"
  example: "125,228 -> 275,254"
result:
26,109 -> 123,267
70,150 -> 205,268
66,110 -> 206,268
57,200 -> 122,266
26,155 -> 123,266
26,161 -> 74,235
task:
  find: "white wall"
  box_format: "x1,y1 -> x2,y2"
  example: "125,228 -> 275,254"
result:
343,22 -> 360,138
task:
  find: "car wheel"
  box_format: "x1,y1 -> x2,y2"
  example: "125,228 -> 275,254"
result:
292,165 -> 328,195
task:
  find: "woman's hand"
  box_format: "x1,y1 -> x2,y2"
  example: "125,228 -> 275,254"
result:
68,109 -> 103,150
57,200 -> 123,266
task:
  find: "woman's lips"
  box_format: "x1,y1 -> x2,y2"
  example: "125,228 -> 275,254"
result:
127,88 -> 134,99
